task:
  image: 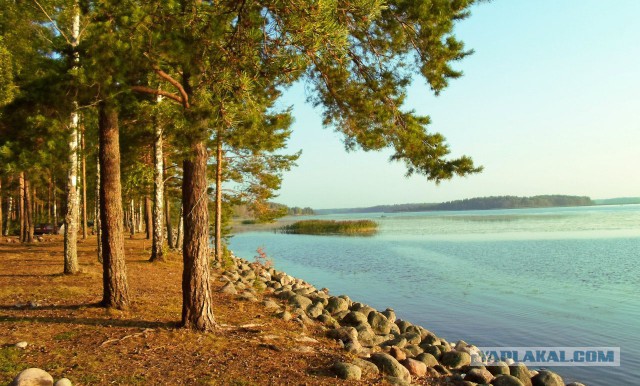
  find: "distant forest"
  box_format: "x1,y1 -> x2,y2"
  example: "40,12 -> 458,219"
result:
316,195 -> 594,214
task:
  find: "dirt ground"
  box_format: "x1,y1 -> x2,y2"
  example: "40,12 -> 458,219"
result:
0,235 -> 448,385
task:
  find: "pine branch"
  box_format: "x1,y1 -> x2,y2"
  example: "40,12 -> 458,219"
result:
31,0 -> 71,45
130,86 -> 184,105
152,65 -> 190,108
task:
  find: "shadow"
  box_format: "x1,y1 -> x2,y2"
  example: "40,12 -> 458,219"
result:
0,273 -> 63,278
0,302 -> 102,311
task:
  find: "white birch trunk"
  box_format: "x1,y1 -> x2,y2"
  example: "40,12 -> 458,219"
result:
176,204 -> 183,250
150,120 -> 164,261
96,151 -> 102,263
63,3 -> 80,274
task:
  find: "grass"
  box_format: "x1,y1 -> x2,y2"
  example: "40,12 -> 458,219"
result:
278,219 -> 378,235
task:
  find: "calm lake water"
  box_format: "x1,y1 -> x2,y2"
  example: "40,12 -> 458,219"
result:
229,205 -> 640,386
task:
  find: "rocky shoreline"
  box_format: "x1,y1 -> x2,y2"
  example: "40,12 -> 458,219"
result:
217,253 -> 589,386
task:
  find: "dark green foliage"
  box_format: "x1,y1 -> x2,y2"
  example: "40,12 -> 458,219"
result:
280,219 -> 378,235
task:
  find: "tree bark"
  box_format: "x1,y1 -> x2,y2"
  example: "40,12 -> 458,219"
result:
175,204 -> 183,250
214,133 -> 223,262
81,128 -> 88,239
4,193 -> 12,236
52,176 -> 58,234
150,122 -> 164,261
181,141 -> 215,331
24,175 -> 34,243
99,102 -> 130,309
96,150 -> 103,263
19,173 -> 25,242
144,196 -> 152,240
0,178 -> 3,238
165,198 -> 174,249
129,199 -> 135,237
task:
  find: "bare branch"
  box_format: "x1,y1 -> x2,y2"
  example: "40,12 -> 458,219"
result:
152,66 -> 190,108
32,0 -> 71,44
131,86 -> 184,105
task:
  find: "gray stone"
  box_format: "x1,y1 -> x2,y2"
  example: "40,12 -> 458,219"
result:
355,323 -> 377,347
420,344 -> 442,359
326,296 -> 349,314
369,352 -> 411,382
381,336 -> 407,348
262,299 -> 280,310
396,319 -> 412,333
289,294 -> 312,309
455,339 -> 469,351
15,341 -> 28,349
389,346 -> 407,361
433,364 -> 451,375
491,374 -> 526,386
332,362 -> 361,380
220,282 -> 237,295
238,291 -> 258,302
401,332 -> 422,345
368,311 -> 392,335
11,368 -> 54,386
531,370 -> 564,386
440,351 -> 471,369
401,358 -> 427,376
352,358 -> 379,376
317,314 -> 340,328
487,361 -> 510,376
276,310 -> 292,321
383,376 -> 411,386
509,363 -> 533,386
341,311 -> 368,326
415,352 -> 438,367
382,308 -> 396,323
465,368 -> 494,384
327,326 -> 358,343
53,379 -> 72,386
403,344 -> 423,357
421,333 -> 440,345
306,302 -> 324,318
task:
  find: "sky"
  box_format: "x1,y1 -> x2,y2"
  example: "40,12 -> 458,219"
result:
273,0 -> 640,209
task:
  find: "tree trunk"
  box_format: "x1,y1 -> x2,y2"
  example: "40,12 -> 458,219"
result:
175,204 -> 183,250
53,176 -> 58,234
4,194 -> 12,236
150,121 -> 164,261
165,198 -> 174,249
0,178 -> 3,238
129,199 -> 135,237
24,175 -> 34,243
144,196 -> 152,240
99,102 -> 130,309
19,173 -> 25,242
181,141 -> 215,331
138,200 -> 144,233
96,150 -> 103,263
47,174 -> 52,226
81,128 -> 88,239
214,133 -> 223,262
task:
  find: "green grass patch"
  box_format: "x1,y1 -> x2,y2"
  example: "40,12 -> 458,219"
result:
0,347 -> 23,380
279,219 -> 377,235
53,331 -> 77,341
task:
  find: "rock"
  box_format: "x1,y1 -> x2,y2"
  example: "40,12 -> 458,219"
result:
381,336 -> 408,348
15,341 -> 28,349
425,367 -> 441,378
220,282 -> 237,295
566,383 -> 586,386
421,344 -> 442,359
465,368 -> 494,384
487,361 -> 510,376
290,295 -> 312,309
341,311 -> 368,326
531,370 -> 564,386
10,368 -> 54,386
352,358 -> 379,376
509,363 -> 533,386
306,302 -> 324,318
401,332 -> 422,345
368,311 -> 392,335
54,379 -> 72,386
433,364 -> 451,375
401,358 -> 427,376
382,308 -> 396,323
369,353 -> 411,382
421,333 -> 440,345
383,376 -> 411,386
440,351 -> 471,369
262,299 -> 280,310
389,346 -> 407,361
238,291 -> 258,302
396,320 -> 412,333
316,314 -> 340,328
355,323 -> 377,347
327,326 -> 358,343
455,340 -> 469,351
332,362 -> 361,380
344,340 -> 363,354
276,310 -> 292,321
403,344 -> 423,357
326,296 -> 349,314
415,352 -> 439,367
491,374 -> 526,386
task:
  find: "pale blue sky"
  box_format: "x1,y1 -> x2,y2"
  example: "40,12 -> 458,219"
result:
275,0 -> 640,209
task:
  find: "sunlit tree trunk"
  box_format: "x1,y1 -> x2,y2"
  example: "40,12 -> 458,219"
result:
129,199 -> 135,237
47,174 -> 52,226
181,141 -> 215,331
214,133 -> 223,262
24,175 -> 34,243
81,128 -> 88,239
4,193 -> 12,236
144,196 -> 152,240
64,2 -> 81,273
99,102 -> 130,309
175,204 -> 183,250
165,197 -> 174,249
19,173 -> 25,242
150,121 -> 164,261
52,176 -> 58,234
0,178 -> 3,238
96,151 -> 102,263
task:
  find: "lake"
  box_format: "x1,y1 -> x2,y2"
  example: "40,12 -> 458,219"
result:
229,205 -> 640,386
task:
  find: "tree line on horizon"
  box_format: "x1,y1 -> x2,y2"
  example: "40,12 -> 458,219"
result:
0,0 -> 484,331
316,195 -> 594,214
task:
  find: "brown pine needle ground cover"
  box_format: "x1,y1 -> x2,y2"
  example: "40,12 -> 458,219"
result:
0,235 -> 447,385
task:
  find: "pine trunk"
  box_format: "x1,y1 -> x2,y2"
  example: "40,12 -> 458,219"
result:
176,205 -> 183,250
144,196 -> 152,239
19,173 -> 25,242
81,129 -> 88,239
165,198 -> 174,249
129,199 -> 135,237
5,194 -> 12,236
181,141 -> 215,331
99,102 -> 130,309
214,134 -> 223,262
0,178 -> 3,238
96,151 -> 103,263
53,177 -> 58,234
24,175 -> 34,243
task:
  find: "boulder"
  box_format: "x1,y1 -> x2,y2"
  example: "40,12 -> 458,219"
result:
531,370 -> 564,386
369,353 -> 411,382
465,368 -> 494,384
326,296 -> 349,314
396,320 -> 412,333
491,374 -> 526,386
389,346 -> 407,361
306,302 -> 324,319
327,326 -> 358,343
415,352 -> 439,367
219,282 -> 237,295
276,310 -> 292,321
354,323 -> 377,347
368,311 -> 392,335
403,344 -> 423,357
487,361 -> 510,376
53,379 -> 72,386
15,342 -> 28,349
421,344 -> 442,359
401,358 -> 427,377
11,368 -> 54,386
401,332 -> 422,345
352,358 -> 379,376
509,363 -> 533,386
332,362 -> 361,380
421,333 -> 440,345
382,308 -> 396,323
341,311 -> 368,326
381,336 -> 408,348
440,351 -> 471,369
262,299 -> 280,310
289,295 -> 312,309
